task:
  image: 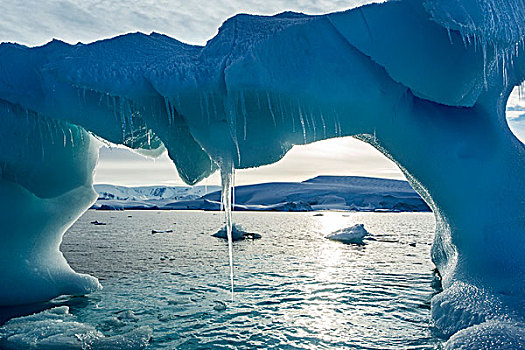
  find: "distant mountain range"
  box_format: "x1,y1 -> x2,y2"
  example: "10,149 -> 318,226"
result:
95,184 -> 220,202
92,176 -> 431,212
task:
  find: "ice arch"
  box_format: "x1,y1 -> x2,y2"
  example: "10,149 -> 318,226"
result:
0,0 -> 524,346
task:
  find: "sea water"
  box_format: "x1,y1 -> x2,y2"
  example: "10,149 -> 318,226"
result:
5,210 -> 443,349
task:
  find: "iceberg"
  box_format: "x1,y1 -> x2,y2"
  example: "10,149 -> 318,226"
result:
212,223 -> 262,241
0,0 -> 524,346
325,224 -> 370,244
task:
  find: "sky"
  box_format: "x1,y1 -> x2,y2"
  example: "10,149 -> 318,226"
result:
1,0 -> 375,47
95,137 -> 405,186
2,0 -> 524,186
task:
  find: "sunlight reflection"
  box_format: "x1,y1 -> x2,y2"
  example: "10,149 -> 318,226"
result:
315,212 -> 356,234
295,212 -> 371,342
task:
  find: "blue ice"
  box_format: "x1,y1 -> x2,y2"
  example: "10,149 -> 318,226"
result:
0,0 -> 524,347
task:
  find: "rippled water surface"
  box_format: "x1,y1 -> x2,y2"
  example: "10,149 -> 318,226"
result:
59,210 -> 442,349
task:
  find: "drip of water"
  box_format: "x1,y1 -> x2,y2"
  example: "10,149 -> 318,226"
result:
220,158 -> 235,300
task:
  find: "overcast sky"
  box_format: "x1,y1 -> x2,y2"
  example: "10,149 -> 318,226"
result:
2,0 -> 524,186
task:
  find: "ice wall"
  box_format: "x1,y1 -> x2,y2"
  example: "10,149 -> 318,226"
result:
0,101 -> 101,305
0,0 -> 524,346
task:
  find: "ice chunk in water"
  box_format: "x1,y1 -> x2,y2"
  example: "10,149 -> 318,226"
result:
0,306 -> 152,350
325,224 -> 370,244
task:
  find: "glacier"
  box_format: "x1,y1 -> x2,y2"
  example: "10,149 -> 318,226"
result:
0,0 -> 524,347
91,176 -> 431,211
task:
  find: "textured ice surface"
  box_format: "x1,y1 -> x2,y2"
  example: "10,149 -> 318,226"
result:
0,306 -> 152,350
0,0 -> 524,346
424,0 -> 525,47
325,224 -> 370,244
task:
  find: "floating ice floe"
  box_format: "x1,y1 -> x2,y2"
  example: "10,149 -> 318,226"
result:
212,224 -> 262,241
159,256 -> 176,261
151,229 -> 173,234
90,220 -> 107,226
325,224 -> 370,244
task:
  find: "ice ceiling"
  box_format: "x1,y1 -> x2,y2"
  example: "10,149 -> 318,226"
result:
0,0 -> 524,347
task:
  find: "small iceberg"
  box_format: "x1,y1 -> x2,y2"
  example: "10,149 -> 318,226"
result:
325,224 -> 370,244
90,220 -> 106,225
212,224 -> 262,241
160,255 -> 176,261
151,229 -> 173,234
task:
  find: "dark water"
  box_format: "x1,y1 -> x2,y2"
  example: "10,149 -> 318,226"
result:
46,210 -> 442,349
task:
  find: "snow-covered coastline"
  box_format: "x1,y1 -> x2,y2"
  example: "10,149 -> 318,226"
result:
91,176 -> 430,212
